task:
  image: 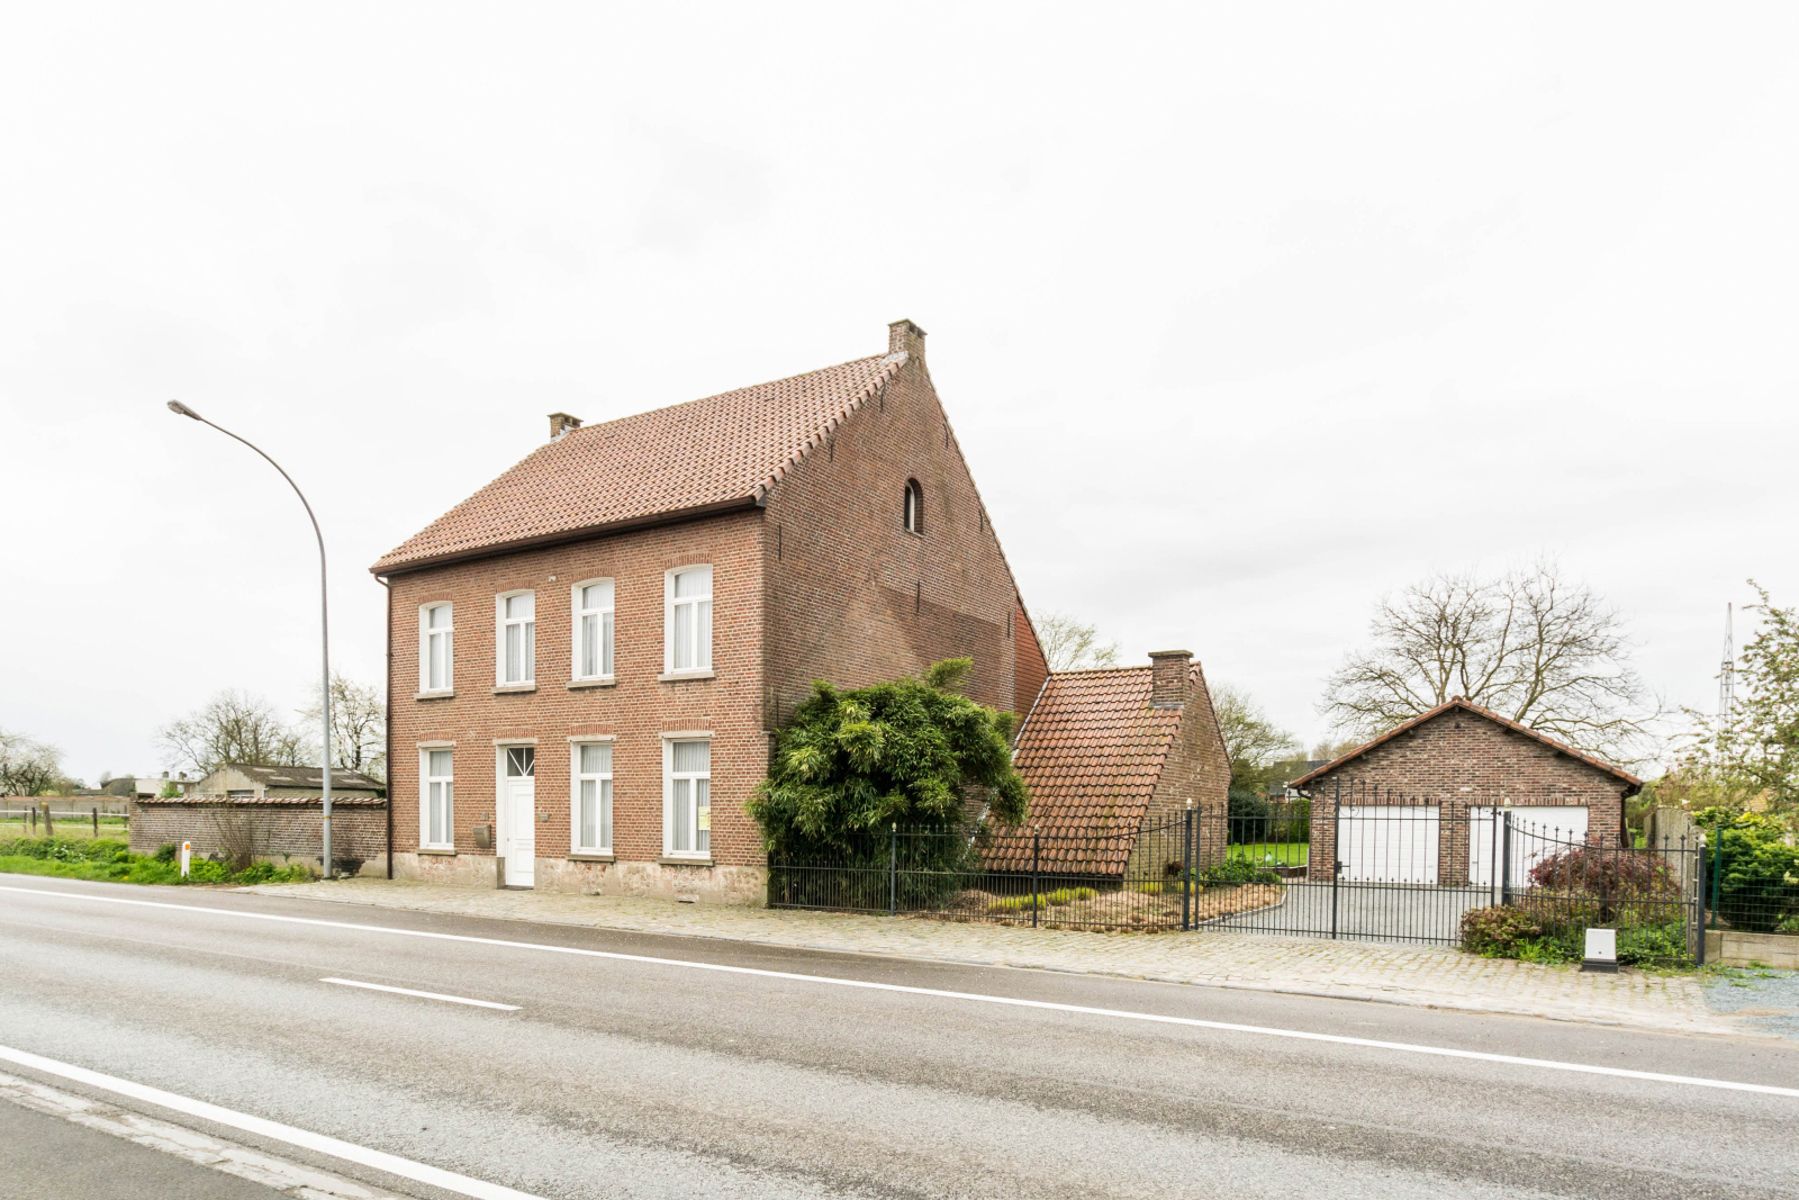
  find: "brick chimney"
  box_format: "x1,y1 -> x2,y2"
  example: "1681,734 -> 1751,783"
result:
548,412 -> 583,440
1148,650 -> 1192,709
888,318 -> 926,362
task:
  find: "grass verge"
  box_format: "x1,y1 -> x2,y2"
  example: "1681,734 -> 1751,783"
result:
0,838 -> 312,886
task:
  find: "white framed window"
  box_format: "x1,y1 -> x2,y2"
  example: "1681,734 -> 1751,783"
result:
571,579 -> 615,681
496,591 -> 536,686
663,736 -> 711,857
419,603 -> 453,694
420,748 -> 454,850
664,565 -> 712,674
903,478 -> 924,534
571,740 -> 614,854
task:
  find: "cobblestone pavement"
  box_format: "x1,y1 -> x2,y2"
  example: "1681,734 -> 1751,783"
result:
244,878 -> 1739,1034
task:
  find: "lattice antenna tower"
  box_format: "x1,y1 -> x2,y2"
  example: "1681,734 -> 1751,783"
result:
1718,602 -> 1736,720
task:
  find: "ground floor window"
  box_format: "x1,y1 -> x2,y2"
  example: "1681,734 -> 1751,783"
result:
664,737 -> 711,857
421,748 -> 453,849
572,741 -> 613,854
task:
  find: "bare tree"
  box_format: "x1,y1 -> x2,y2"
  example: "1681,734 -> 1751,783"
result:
1322,563 -> 1652,761
1212,684 -> 1300,798
159,691 -> 308,776
299,674 -> 386,782
1036,612 -> 1120,672
0,728 -> 70,796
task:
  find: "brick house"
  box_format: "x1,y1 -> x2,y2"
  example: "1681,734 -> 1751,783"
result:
1289,697 -> 1642,885
373,320 -> 1228,901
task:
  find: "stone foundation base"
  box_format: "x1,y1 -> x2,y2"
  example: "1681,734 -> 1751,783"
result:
383,852 -> 766,905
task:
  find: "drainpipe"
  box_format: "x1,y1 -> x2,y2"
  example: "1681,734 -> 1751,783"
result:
384,578 -> 394,880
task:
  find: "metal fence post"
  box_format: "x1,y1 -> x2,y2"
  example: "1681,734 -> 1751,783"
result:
1501,811 -> 1514,907
1181,806 -> 1194,932
1709,828 -> 1722,929
1694,833 -> 1707,966
889,821 -> 897,916
1330,780 -> 1341,940
1031,831 -> 1041,929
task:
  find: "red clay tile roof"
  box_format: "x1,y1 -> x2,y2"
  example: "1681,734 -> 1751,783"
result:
372,353 -> 906,574
1287,697 -> 1644,790
993,666 -> 1186,874
136,793 -> 387,807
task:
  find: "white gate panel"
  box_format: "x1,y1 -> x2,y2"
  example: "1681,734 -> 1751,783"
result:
1338,806 -> 1439,884
1469,806 -> 1589,888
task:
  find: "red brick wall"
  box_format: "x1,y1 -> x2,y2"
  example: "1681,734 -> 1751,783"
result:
385,510 -> 768,889
761,355 -> 1030,725
1013,603 -> 1049,720
1147,666 -> 1231,867
1303,709 -> 1632,882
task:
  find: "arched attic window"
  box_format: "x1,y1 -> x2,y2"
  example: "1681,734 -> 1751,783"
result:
903,479 -> 924,535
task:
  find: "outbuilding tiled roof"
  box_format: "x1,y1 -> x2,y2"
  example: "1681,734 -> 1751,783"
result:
372,353 -> 907,573
136,793 -> 388,808
224,764 -> 386,791
993,666 -> 1186,874
1286,697 -> 1643,790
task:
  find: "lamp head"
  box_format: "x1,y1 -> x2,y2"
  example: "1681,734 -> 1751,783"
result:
167,400 -> 202,420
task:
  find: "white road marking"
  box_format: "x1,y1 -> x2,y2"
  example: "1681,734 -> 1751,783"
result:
5,882 -> 1796,1101
321,976 -> 521,1010
0,1068 -> 403,1199
0,1045 -> 546,1200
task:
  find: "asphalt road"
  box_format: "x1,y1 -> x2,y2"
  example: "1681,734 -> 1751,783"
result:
1,876 -> 1795,1199
0,1098 -> 289,1200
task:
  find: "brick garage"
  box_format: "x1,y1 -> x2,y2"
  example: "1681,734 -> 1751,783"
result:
129,795 -> 388,872
1292,698 -> 1642,884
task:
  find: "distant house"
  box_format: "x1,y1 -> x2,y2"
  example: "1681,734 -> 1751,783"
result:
186,763 -> 385,801
133,773 -> 201,799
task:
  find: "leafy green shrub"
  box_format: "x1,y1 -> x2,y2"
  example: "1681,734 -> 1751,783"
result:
152,843 -> 177,864
1199,860 -> 1280,887
1461,905 -> 1547,957
1615,922 -> 1688,965
1694,809 -> 1799,932
986,886 -> 1101,913
753,660 -> 1029,909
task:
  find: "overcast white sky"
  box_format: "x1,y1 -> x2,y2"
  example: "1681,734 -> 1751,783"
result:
3,2 -> 1796,785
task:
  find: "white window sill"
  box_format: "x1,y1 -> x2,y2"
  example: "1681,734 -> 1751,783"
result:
415,690 -> 455,701
658,855 -> 714,867
568,677 -> 617,690
492,683 -> 538,695
568,851 -> 615,863
417,846 -> 457,856
658,670 -> 716,683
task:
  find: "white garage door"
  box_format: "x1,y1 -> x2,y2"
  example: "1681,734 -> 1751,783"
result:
1469,806 -> 1589,887
1339,806 -> 1439,884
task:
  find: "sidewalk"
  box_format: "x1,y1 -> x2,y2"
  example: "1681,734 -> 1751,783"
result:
244,877 -> 1739,1035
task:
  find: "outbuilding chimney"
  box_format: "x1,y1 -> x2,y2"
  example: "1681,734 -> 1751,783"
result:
888,318 -> 926,362
1148,650 -> 1193,709
548,412 -> 583,440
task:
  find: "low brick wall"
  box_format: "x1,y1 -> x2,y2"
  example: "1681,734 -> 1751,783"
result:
129,795 -> 387,874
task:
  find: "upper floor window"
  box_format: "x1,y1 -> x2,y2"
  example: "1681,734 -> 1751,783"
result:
572,579 -> 615,681
420,603 -> 453,694
664,565 -> 712,674
421,748 -> 453,850
497,591 -> 536,686
903,479 -> 924,534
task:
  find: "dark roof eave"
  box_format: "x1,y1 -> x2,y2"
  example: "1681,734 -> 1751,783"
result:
370,495 -> 764,578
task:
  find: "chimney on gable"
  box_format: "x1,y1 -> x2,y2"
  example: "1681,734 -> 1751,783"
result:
1148,650 -> 1193,709
888,318 -> 926,363
548,412 -> 583,440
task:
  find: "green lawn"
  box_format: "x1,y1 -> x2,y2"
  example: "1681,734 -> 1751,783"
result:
0,816 -> 127,842
0,837 -> 311,886
1226,841 -> 1309,867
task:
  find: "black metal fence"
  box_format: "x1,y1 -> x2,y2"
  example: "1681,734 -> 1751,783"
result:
768,812 -> 1222,932
1702,813 -> 1799,938
766,786 -> 1704,961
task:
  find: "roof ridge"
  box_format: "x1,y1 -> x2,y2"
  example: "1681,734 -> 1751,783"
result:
565,352 -> 891,435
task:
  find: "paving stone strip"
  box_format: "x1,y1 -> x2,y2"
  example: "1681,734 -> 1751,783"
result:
244,879 -> 1736,1035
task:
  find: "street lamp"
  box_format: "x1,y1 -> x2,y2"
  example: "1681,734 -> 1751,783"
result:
167,400 -> 335,878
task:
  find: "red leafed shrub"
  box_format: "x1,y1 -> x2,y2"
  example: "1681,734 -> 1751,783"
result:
1525,847 -> 1679,899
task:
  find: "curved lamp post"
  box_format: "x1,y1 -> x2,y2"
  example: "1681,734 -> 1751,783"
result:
167,401 -> 334,878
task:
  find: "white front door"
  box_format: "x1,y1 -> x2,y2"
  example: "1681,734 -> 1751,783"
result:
1469,806 -> 1590,888
501,746 -> 536,888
